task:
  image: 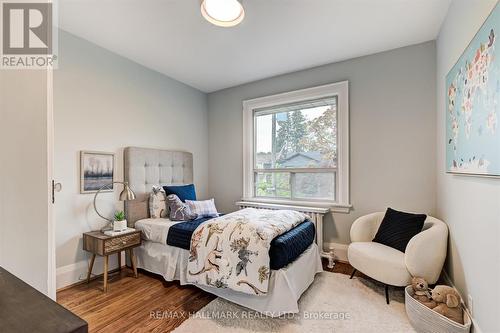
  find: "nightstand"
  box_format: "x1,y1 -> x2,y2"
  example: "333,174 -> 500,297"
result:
83,230 -> 141,292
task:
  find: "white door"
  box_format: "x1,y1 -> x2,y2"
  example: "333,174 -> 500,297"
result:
0,69 -> 56,298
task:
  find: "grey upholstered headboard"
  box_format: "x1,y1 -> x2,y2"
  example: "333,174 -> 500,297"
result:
123,147 -> 193,226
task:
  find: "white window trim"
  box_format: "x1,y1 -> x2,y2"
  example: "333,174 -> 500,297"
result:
242,81 -> 351,213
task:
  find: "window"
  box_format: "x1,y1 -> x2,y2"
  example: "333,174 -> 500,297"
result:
243,81 -> 350,211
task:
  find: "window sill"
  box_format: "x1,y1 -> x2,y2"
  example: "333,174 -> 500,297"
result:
237,198 -> 352,213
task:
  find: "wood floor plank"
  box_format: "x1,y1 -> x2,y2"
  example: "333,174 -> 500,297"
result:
58,261 -> 354,332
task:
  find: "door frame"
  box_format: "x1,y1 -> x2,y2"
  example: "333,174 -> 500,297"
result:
47,66 -> 56,299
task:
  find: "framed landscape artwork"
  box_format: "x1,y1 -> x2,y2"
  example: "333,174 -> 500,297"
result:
80,151 -> 115,193
446,3 -> 499,177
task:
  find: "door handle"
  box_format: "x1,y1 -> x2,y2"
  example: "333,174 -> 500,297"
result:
52,180 -> 62,204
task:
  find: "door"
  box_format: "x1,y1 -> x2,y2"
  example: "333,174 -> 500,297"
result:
0,68 -> 56,299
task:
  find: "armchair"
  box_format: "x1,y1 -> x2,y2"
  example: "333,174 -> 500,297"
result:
347,212 -> 448,303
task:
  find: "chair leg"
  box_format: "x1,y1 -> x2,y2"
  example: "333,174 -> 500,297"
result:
349,268 -> 357,279
385,284 -> 390,304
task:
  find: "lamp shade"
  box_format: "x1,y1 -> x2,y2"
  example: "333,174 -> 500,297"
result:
119,183 -> 136,201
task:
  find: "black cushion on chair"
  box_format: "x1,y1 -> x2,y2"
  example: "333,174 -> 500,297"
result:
372,208 -> 427,252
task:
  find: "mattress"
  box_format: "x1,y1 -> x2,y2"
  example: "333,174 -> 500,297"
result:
135,218 -> 180,244
166,217 -> 316,270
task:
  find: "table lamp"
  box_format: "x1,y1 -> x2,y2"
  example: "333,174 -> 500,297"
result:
93,181 -> 136,231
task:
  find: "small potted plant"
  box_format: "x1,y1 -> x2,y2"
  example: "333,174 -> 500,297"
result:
113,210 -> 127,232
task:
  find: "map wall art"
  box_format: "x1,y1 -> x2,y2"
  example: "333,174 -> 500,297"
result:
446,3 -> 499,177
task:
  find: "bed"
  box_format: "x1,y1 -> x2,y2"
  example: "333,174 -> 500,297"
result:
124,147 -> 323,315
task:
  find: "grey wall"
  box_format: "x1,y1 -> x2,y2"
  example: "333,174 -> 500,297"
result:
54,30 -> 209,286
436,1 -> 500,332
0,70 -> 51,295
207,41 -> 437,247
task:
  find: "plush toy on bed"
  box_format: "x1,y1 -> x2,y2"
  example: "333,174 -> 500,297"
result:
430,285 -> 464,325
166,194 -> 198,221
411,277 -> 436,308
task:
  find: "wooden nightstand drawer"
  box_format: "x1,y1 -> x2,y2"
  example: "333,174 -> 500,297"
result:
83,230 -> 142,256
83,230 -> 141,292
104,233 -> 141,254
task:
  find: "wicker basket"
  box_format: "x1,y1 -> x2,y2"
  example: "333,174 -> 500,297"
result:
405,286 -> 471,333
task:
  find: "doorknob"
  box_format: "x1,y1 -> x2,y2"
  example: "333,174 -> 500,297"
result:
52,180 -> 62,204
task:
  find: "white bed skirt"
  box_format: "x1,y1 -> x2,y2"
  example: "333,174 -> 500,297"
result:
135,241 -> 323,316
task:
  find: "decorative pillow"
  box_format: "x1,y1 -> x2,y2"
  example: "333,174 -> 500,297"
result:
185,199 -> 219,218
166,194 -> 198,221
372,208 -> 427,252
148,185 -> 168,218
163,184 -> 197,202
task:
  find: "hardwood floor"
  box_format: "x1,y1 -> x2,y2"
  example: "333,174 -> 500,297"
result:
57,260 -> 355,333
57,269 -> 215,333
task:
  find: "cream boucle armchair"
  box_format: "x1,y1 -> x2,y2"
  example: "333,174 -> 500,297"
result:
347,212 -> 448,303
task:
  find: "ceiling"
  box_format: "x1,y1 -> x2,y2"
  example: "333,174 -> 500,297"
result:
58,0 -> 451,93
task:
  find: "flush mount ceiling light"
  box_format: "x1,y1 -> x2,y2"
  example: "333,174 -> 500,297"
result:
201,0 -> 245,27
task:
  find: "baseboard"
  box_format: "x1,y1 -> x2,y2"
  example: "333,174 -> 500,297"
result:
57,266 -> 125,292
324,242 -> 349,262
441,270 -> 482,333
56,253 -> 124,290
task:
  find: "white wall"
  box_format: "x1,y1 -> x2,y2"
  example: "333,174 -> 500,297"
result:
54,30 -> 209,288
0,70 -> 52,295
436,1 -> 500,332
207,42 -> 437,253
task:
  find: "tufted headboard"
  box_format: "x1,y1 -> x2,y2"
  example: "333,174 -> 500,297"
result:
123,147 -> 193,226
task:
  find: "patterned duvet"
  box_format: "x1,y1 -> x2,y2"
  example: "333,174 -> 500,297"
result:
184,208 -> 313,295
167,216 -> 315,270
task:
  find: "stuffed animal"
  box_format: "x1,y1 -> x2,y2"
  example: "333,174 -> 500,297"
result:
430,285 -> 464,325
411,277 -> 436,308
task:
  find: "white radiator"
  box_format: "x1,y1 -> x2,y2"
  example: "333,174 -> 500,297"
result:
236,201 -> 335,268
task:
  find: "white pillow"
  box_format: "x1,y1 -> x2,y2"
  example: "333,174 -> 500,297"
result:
185,198 -> 219,218
148,185 -> 168,218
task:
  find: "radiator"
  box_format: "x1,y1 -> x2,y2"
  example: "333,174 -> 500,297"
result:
236,201 -> 335,268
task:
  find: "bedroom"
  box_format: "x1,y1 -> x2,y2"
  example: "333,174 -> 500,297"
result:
0,0 -> 499,332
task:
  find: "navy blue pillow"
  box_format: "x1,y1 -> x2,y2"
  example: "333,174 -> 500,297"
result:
163,184 -> 196,202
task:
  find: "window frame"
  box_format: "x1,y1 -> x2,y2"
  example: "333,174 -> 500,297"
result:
242,81 -> 351,212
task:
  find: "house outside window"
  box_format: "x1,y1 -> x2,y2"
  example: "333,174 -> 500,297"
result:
242,81 -> 351,212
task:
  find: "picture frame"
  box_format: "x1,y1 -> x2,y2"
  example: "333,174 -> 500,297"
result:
445,3 -> 499,178
80,151 -> 115,194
